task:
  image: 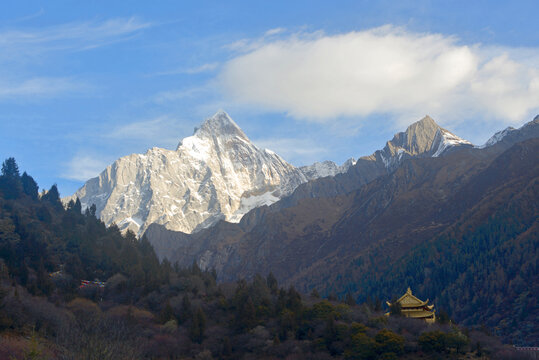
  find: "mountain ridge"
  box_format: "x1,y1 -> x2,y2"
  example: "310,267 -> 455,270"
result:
67,111 -> 481,238
66,111 -> 354,235
144,115 -> 538,280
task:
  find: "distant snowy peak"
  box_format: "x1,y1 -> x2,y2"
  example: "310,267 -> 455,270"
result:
195,110 -> 248,141
476,115 -> 539,149
299,159 -> 357,180
478,127 -> 517,149
67,110 -> 362,237
177,110 -> 248,150
69,111 -> 311,235
374,115 -> 472,171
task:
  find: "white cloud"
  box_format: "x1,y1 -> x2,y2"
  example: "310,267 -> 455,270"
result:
62,155 -> 110,181
152,63 -> 219,76
184,63 -> 219,74
264,27 -> 286,37
219,26 -> 539,125
0,77 -> 86,99
0,17 -> 150,101
0,17 -> 150,59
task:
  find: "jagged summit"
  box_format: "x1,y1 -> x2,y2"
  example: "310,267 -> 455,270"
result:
178,110 -> 248,150
195,110 -> 249,140
65,112 -> 477,237
373,115 -> 471,171
69,111 -> 318,235
390,115 -> 442,155
417,115 -> 436,125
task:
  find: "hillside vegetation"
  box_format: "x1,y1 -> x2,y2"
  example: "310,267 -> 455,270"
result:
0,158 -> 526,359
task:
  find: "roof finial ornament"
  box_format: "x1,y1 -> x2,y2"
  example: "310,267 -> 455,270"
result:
407,287 -> 412,295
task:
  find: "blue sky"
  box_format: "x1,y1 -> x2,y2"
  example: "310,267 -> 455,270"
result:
1,1 -> 538,196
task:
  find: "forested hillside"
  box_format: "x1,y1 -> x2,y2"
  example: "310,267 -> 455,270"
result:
332,139 -> 539,346
0,158 -> 523,359
145,134 -> 538,347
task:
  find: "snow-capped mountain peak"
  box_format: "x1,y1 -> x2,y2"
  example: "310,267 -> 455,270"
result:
195,110 -> 248,140
67,112 -> 320,235
177,111 -> 248,150
477,115 -> 539,149
374,115 -> 472,170
299,159 -> 356,180
65,112 -> 476,237
478,127 -> 517,149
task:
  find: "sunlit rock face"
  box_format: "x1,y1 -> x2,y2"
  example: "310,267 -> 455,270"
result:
67,111 -> 350,235
67,112 -> 477,237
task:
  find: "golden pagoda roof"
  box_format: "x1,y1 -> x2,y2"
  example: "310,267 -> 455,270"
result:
386,288 -> 436,323
394,287 -> 429,307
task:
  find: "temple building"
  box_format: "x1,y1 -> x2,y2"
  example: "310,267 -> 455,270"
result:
385,287 -> 436,323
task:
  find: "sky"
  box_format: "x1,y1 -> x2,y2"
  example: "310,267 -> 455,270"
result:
0,0 -> 538,196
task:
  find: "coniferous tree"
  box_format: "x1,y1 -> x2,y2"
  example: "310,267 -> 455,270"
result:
0,157 -> 22,199
189,307 -> 206,343
180,294 -> 192,323
1,157 -> 19,178
238,296 -> 257,330
21,172 -> 39,199
266,272 -> 278,294
42,184 -> 63,209
286,286 -> 302,312
86,204 -> 97,217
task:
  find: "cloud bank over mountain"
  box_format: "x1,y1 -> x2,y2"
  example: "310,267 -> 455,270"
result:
219,26 -> 539,124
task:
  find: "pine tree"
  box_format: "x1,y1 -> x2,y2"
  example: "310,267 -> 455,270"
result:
0,157 -> 22,199
266,272 -> 278,294
238,296 -> 257,330
189,307 -> 206,343
42,184 -> 63,209
180,294 -> 192,323
21,172 -> 39,199
88,204 -> 97,217
1,157 -> 19,178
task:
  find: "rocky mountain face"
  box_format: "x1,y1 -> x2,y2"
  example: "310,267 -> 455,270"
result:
67,111 -> 356,236
146,115 -> 538,277
67,112 -> 472,237
145,115 -> 477,259
232,115 -> 473,229
478,114 -> 539,149
299,159 -> 357,180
